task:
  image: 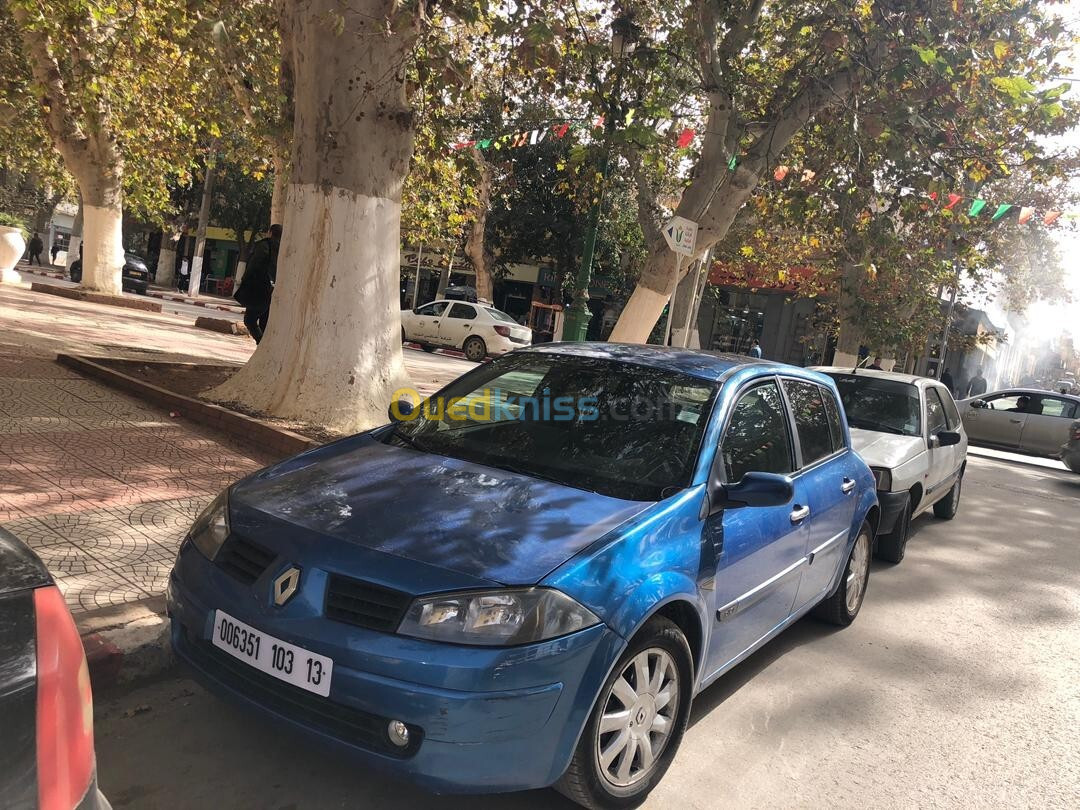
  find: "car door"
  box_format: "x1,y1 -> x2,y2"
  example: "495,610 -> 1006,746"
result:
437,302 -> 479,348
1018,396 -> 1079,456
409,301 -> 448,342
707,378 -> 806,673
782,379 -> 858,608
923,386 -> 958,505
964,392 -> 1027,449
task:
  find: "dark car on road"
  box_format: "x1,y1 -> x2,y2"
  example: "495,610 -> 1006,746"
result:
0,527 -> 111,810
70,252 -> 153,294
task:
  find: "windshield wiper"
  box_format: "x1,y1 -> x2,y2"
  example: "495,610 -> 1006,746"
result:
391,425 -> 427,451
851,419 -> 906,436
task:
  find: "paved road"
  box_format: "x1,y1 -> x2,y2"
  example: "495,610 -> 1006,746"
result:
94,455 -> 1080,809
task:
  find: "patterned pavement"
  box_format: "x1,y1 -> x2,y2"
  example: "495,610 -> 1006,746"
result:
0,343 -> 275,613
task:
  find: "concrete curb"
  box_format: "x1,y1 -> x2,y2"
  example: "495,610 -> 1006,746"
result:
195,315 -> 250,336
31,282 -> 164,312
146,288 -> 244,314
78,597 -> 173,690
56,354 -> 320,456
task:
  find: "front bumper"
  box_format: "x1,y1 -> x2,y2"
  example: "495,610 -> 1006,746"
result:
166,545 -> 623,793
875,489 -> 910,535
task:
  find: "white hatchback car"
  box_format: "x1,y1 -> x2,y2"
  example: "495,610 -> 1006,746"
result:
816,368 -> 968,563
401,300 -> 532,362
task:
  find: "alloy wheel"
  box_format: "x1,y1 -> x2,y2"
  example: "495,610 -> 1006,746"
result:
594,648 -> 679,789
845,532 -> 870,614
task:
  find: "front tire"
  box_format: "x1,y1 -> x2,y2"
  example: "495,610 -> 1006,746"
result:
557,617 -> 693,809
814,521 -> 871,626
463,335 -> 487,362
933,475 -> 962,519
875,496 -> 911,564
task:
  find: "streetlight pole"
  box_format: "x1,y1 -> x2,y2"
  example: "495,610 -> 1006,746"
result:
562,15 -> 636,343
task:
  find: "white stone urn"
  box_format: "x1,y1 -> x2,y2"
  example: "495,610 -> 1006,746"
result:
0,224 -> 26,285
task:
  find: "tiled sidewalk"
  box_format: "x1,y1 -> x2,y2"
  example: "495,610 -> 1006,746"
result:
0,344 -> 276,613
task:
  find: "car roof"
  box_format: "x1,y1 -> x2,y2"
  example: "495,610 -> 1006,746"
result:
813,366 -> 933,387
520,342 -> 811,383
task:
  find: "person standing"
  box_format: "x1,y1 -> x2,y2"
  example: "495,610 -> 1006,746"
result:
748,339 -> 763,359
941,369 -> 955,395
50,240 -> 61,265
868,355 -> 883,370
234,224 -> 281,344
27,232 -> 44,265
965,367 -> 988,398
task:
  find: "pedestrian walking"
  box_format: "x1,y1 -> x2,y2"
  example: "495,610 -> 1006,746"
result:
965,367 -> 988,398
50,241 -> 60,265
234,224 -> 281,344
27,232 -> 44,265
747,339 -> 763,359
868,355 -> 883,370
177,257 -> 190,291
941,369 -> 955,395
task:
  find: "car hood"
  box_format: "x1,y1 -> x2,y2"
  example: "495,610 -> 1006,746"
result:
849,428 -> 925,469
231,435 -> 650,586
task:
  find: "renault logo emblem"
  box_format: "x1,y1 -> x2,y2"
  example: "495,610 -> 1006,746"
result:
273,566 -> 301,606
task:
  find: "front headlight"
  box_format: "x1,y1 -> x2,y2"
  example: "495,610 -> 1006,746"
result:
870,467 -> 892,491
188,489 -> 230,560
397,588 -> 600,646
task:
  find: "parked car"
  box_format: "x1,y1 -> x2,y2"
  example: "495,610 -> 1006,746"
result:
70,251 -> 153,294
816,368 -> 967,563
401,299 -> 532,361
0,527 -> 111,810
167,344 -> 878,809
957,388 -> 1080,457
1061,419 -> 1080,474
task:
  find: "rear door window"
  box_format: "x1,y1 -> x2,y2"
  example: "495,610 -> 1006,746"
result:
447,303 -> 477,320
782,379 -> 834,467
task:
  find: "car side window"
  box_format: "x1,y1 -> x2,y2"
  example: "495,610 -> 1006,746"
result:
782,379 -> 834,467
820,386 -> 846,452
447,303 -> 477,320
721,381 -> 793,482
926,388 -> 948,435
938,387 -> 962,429
1038,397 -> 1077,419
416,302 -> 448,317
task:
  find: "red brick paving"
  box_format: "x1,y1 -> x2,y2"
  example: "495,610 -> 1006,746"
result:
0,340 -> 275,613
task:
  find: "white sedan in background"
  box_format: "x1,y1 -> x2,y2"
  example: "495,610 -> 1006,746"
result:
402,300 -> 532,362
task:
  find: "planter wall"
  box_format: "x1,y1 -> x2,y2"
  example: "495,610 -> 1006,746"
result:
0,224 -> 26,284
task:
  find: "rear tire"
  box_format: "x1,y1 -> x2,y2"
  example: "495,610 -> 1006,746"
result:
556,617 -> 693,810
933,475 -> 962,519
813,521 -> 871,627
875,496 -> 911,564
463,335 -> 487,362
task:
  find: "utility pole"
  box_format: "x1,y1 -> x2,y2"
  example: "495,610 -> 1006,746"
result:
188,147 -> 218,298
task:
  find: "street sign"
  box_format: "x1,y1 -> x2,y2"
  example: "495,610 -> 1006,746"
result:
663,216 -> 698,257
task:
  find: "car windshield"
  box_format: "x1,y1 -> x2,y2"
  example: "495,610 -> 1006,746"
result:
484,307 -> 518,324
827,374 -> 921,437
385,353 -> 718,501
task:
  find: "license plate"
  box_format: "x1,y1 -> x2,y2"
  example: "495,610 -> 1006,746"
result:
211,610 -> 333,697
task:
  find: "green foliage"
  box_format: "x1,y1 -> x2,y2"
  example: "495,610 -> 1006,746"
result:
0,211 -> 29,239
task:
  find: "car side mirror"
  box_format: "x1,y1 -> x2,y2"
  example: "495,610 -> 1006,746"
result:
710,471 -> 794,514
970,399 -> 986,409
412,308 -> 420,315
932,430 -> 962,448
388,398 -> 415,422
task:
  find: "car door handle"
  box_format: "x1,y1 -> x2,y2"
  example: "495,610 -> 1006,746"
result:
790,505 -> 810,523
1009,418 -> 1023,423
841,478 -> 856,494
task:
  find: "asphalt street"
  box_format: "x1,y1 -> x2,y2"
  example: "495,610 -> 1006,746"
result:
94,455 -> 1080,809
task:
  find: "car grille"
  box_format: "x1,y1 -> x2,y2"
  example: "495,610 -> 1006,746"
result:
216,535 -> 276,585
179,627 -> 422,758
325,574 -> 411,633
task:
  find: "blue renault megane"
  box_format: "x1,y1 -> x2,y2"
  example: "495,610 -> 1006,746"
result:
167,343 -> 877,808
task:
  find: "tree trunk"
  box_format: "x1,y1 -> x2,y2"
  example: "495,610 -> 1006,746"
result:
234,228 -> 259,286
66,197 -> 84,272
833,261 -> 866,367
206,0 -> 417,433
464,153 -> 494,303
157,241 -> 178,288
188,155 -> 217,297
79,178 -> 124,295
270,150 -> 288,225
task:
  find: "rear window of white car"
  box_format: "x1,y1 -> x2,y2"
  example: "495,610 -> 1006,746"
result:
484,307 -> 518,324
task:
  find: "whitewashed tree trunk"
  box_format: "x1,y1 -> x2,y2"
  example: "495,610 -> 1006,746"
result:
80,202 -> 124,294
207,0 -> 418,433
157,243 -> 178,288
66,198 -> 84,272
